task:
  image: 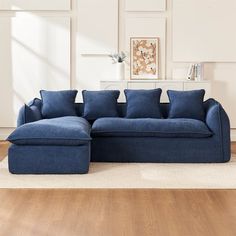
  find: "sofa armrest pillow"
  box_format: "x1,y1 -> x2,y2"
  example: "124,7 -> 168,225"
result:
167,89 -> 205,121
17,98 -> 43,127
82,90 -> 120,120
124,89 -> 162,118
40,90 -> 78,118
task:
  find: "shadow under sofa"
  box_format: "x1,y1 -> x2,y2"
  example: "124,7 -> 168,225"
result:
7,98 -> 231,174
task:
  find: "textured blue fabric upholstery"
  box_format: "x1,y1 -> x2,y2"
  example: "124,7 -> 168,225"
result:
124,89 -> 162,118
205,99 -> 231,162
17,98 -> 43,127
91,99 -> 231,163
8,117 -> 91,146
9,96 -> 230,174
40,90 -> 78,118
167,90 -> 205,121
91,137 -> 224,163
9,144 -> 90,174
92,117 -> 212,138
82,90 -> 120,120
17,100 -> 170,126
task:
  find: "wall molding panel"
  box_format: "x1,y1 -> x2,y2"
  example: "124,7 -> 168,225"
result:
173,0 -> 236,62
75,0 -> 119,101
125,0 -> 166,12
77,0 -> 118,55
0,14 -> 70,127
0,0 -> 70,11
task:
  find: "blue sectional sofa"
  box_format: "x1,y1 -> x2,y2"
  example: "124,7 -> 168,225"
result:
7,95 -> 231,174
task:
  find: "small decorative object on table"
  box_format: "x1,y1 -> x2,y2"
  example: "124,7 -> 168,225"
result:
194,63 -> 204,81
130,37 -> 159,80
187,63 -> 204,81
109,52 -> 126,80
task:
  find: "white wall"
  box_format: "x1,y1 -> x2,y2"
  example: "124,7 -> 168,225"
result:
172,0 -> 236,62
76,0 -> 119,101
0,13 -> 70,127
0,0 -> 236,139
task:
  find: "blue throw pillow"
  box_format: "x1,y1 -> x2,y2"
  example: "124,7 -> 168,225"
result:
82,90 -> 120,120
124,89 -> 162,118
167,89 -> 205,121
40,90 -> 78,118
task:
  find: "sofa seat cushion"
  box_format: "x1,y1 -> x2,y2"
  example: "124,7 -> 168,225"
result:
8,117 -> 91,146
91,118 -> 213,138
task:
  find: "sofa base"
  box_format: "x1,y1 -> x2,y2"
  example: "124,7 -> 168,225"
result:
91,137 -> 230,163
8,144 -> 90,174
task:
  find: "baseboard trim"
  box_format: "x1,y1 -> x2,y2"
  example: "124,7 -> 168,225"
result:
231,129 -> 236,142
0,128 -> 15,140
1,128 -> 236,141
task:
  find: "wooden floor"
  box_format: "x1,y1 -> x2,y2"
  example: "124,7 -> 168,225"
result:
0,142 -> 235,236
0,141 -> 9,161
0,189 -> 236,236
232,141 -> 236,154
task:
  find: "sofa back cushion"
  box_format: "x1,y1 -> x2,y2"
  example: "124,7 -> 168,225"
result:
124,89 -> 162,118
40,90 -> 78,119
82,90 -> 120,120
167,90 -> 205,121
74,102 -> 170,119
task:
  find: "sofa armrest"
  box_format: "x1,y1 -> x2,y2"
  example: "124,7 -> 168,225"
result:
204,99 -> 231,162
17,98 -> 43,127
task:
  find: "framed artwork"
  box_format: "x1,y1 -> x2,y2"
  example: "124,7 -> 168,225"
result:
130,37 -> 159,80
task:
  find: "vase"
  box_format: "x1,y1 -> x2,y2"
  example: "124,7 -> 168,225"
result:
116,62 -> 125,80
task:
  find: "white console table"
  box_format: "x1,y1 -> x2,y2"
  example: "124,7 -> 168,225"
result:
100,80 -> 211,102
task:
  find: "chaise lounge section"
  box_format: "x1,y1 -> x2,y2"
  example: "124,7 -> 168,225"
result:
8,115 -> 91,174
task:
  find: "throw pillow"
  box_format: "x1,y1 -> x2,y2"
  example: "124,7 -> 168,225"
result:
124,89 -> 162,118
82,90 -> 120,120
40,90 -> 78,118
167,89 -> 205,121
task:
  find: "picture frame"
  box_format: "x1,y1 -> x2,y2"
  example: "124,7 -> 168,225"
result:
130,37 -> 159,80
